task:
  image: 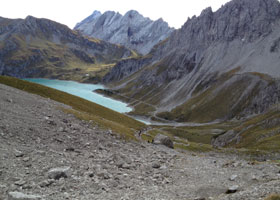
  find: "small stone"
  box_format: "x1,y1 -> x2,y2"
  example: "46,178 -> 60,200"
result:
229,175 -> 238,181
65,147 -> 75,152
8,191 -> 42,200
22,184 -> 32,190
88,172 -> 94,178
36,151 -> 46,156
120,163 -> 131,169
62,119 -> 69,124
251,175 -> 258,180
39,179 -> 54,187
47,120 -> 56,126
98,144 -> 105,150
59,127 -> 65,132
7,98 -> 13,103
152,163 -> 161,169
97,171 -> 111,179
63,192 -> 70,199
48,166 -> 70,180
226,185 -> 239,194
160,165 -> 167,170
22,157 -> 30,162
116,161 -> 125,168
15,150 -> 24,157
14,180 -> 26,186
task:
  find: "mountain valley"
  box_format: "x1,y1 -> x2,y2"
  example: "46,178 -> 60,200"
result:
0,0 -> 280,199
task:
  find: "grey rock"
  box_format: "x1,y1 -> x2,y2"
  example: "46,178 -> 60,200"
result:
6,98 -> 13,103
226,185 -> 239,194
212,130 -> 238,148
97,171 -> 111,179
152,163 -> 161,169
119,163 -> 131,169
229,174 -> 238,181
22,157 -> 30,162
39,179 -> 54,187
153,134 -> 174,149
58,127 -> 64,132
47,166 -> 70,180
8,192 -> 42,200
14,150 -> 24,157
14,180 -> 26,186
75,10 -> 174,55
88,172 -> 94,178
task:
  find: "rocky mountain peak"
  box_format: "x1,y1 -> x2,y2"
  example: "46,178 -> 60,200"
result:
200,7 -> 213,16
91,10 -> 102,18
74,10 -> 174,54
25,15 -> 36,21
124,10 -> 141,18
167,0 -> 280,55
76,10 -> 102,28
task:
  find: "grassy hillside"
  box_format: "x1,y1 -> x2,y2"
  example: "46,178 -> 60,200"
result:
0,76 -> 145,140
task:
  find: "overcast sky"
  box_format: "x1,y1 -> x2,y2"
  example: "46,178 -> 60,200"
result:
1,0 -> 232,29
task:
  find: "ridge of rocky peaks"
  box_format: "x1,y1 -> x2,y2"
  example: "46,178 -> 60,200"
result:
74,10 -> 174,54
178,0 -> 280,44
102,0 -> 280,123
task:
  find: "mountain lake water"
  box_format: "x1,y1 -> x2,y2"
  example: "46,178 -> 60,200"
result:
23,78 -> 132,113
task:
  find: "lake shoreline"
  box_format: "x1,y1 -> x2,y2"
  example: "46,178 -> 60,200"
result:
23,78 -> 132,113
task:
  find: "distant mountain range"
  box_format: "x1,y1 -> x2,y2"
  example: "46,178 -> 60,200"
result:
75,10 -> 174,55
0,16 -> 132,82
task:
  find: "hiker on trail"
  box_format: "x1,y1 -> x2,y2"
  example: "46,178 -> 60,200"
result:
138,130 -> 142,136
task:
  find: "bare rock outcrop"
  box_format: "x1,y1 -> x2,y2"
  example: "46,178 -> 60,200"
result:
75,10 -> 174,55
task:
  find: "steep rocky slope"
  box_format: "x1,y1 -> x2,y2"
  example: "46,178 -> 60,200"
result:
103,0 -> 280,124
0,16 -> 132,82
1,83 -> 280,200
74,10 -> 174,55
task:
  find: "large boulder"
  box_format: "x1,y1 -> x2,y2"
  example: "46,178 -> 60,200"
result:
153,134 -> 174,149
211,130 -> 240,148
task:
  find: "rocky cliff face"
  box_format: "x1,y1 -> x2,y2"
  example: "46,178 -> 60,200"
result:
74,10 -> 174,55
0,16 -> 132,81
103,0 -> 280,123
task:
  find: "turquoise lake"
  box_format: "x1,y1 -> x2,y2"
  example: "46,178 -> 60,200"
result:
24,78 -> 132,113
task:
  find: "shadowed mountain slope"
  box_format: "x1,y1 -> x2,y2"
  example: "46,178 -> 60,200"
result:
0,16 -> 132,82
